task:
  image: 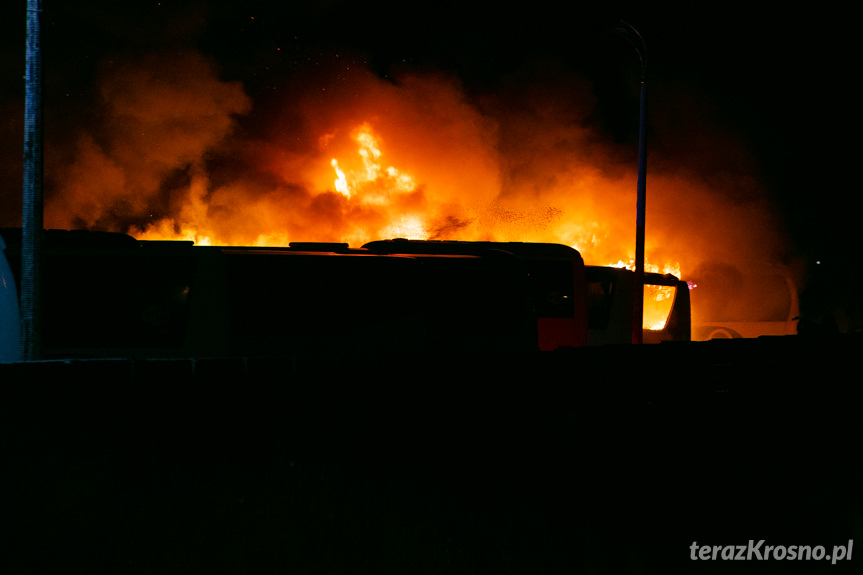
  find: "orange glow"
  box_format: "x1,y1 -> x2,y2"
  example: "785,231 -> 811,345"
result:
609,259 -> 681,330
42,59 -> 788,332
610,259 -> 681,278
644,284 -> 677,330
130,113 -> 646,256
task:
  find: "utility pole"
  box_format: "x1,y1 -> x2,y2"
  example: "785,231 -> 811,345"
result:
22,0 -> 43,361
612,20 -> 648,344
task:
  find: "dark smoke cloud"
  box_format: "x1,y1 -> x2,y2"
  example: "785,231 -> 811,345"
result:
0,0 -> 809,333
31,45 -> 789,280
44,50 -> 251,231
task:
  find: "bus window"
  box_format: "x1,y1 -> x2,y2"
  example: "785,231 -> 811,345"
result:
528,259 -> 576,319
586,275 -> 616,330
644,283 -> 677,331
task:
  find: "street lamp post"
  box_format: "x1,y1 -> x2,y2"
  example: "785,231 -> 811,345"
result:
22,0 -> 43,361
613,20 -> 648,345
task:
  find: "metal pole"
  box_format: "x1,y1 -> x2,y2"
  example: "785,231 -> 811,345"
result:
612,20 -> 648,344
22,0 -> 43,361
633,74 -> 646,344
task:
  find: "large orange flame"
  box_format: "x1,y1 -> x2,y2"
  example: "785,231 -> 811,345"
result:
40,57 -> 789,335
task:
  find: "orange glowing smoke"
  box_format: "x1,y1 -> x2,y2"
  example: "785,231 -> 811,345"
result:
40,54 -> 789,332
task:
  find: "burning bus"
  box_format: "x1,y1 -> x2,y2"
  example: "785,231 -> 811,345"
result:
0,230 -> 540,359
0,230 -> 690,360
585,265 -> 691,346
363,240 -> 590,351
364,239 -> 691,348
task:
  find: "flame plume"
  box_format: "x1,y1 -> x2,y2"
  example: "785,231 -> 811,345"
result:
36,54 -> 789,331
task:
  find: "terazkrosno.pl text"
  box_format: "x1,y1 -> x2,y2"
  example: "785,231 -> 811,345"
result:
690,540 -> 853,564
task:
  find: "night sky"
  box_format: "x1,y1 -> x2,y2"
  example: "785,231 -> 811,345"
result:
1,0 -> 859,325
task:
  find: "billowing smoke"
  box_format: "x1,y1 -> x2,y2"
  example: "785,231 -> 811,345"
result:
44,50 -> 251,231
35,48 -> 790,330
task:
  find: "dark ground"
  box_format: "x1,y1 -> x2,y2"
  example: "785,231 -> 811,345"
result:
2,335 -> 862,574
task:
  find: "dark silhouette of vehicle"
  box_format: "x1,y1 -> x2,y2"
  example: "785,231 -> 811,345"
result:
0,230 -> 691,360
585,265 -> 691,345
0,231 -> 539,358
363,239 -> 589,351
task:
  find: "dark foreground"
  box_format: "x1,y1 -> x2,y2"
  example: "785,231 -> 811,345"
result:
2,335 -> 862,574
